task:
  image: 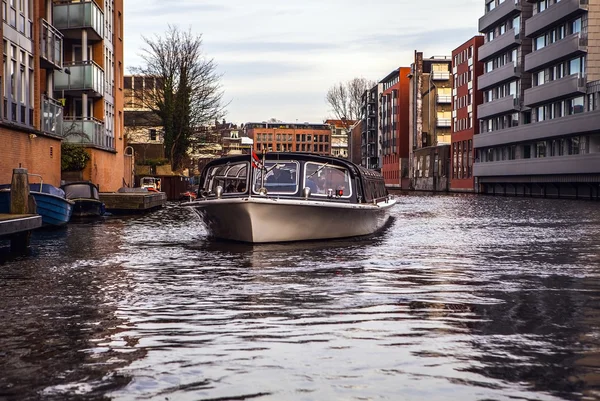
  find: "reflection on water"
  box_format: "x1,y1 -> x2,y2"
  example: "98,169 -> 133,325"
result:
1,197 -> 600,400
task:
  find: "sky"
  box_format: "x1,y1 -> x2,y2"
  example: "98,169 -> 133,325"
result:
124,0 -> 483,125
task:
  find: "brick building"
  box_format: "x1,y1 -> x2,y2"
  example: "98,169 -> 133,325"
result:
380,67 -> 411,188
408,52 -> 453,191
450,36 -> 484,192
1,0 -> 127,191
245,122 -> 331,155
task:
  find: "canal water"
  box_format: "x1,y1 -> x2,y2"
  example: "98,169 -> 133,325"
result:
1,195 -> 600,401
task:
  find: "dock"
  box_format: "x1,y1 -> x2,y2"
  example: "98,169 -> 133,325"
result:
100,192 -> 167,213
0,168 -> 42,253
0,214 -> 42,236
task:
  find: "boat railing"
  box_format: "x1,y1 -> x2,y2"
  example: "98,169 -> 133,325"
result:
372,195 -> 393,205
28,173 -> 44,192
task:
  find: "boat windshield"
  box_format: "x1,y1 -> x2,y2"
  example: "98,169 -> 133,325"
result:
303,162 -> 352,197
63,184 -> 98,200
253,161 -> 299,194
204,162 -> 248,194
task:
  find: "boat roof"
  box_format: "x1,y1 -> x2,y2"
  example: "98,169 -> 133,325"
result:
202,152 -> 384,180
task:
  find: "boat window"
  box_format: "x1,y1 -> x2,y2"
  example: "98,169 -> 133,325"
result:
63,184 -> 94,199
253,161 -> 299,194
204,162 -> 249,194
303,162 -> 352,198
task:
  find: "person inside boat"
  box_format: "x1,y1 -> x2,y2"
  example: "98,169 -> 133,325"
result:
306,175 -> 318,193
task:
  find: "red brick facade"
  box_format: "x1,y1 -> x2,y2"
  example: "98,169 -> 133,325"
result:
450,36 -> 484,192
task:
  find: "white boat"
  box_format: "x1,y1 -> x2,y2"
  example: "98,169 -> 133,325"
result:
183,152 -> 396,243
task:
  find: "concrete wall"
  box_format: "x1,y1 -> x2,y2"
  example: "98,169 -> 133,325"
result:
1,129 -> 62,186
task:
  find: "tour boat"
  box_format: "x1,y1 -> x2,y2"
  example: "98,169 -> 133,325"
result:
61,181 -> 105,218
182,152 -> 396,243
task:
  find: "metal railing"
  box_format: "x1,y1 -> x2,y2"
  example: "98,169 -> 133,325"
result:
42,97 -> 64,136
54,60 -> 104,94
53,0 -> 104,39
62,116 -> 109,148
40,19 -> 63,69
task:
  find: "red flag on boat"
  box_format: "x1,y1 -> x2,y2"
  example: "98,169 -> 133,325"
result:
251,150 -> 263,169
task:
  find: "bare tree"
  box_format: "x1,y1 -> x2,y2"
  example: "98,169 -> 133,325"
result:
131,25 -> 226,171
325,77 -> 375,129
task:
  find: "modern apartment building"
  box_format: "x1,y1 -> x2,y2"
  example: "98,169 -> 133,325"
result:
53,0 -> 126,191
474,0 -> 600,199
245,122 -> 331,156
360,84 -> 381,170
379,67 -> 411,188
408,52 -> 453,191
1,0 -> 65,185
450,36 -> 484,192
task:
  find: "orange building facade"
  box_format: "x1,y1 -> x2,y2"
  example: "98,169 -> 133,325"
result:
245,122 -> 331,156
1,0 -> 126,191
380,67 -> 411,188
450,36 -> 484,192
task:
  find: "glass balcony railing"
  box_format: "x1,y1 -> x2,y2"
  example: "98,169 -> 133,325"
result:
40,19 -> 63,69
437,118 -> 452,127
42,97 -> 64,136
53,0 -> 104,40
63,117 -> 111,148
54,61 -> 104,95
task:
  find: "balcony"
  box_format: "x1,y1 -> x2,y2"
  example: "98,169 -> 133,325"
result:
54,61 -> 104,97
478,62 -> 522,91
40,19 -> 63,70
525,0 -> 588,38
41,97 -> 64,136
474,109 -> 600,148
524,33 -> 587,72
479,0 -> 521,33
53,0 -> 104,41
431,71 -> 450,81
437,118 -> 451,127
478,28 -> 521,61
478,96 -> 520,119
437,95 -> 452,104
523,74 -> 586,107
474,153 -> 600,177
63,117 -> 109,148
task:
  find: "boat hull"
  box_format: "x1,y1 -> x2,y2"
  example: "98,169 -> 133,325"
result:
186,197 -> 395,243
71,199 -> 105,218
0,191 -> 73,226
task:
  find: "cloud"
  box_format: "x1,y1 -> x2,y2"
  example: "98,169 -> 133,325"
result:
130,1 -> 227,17
207,41 -> 338,54
218,60 -> 314,78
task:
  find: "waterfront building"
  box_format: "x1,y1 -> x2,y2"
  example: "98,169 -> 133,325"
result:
360,83 -> 382,170
450,36 -> 485,192
1,0 -> 65,186
474,0 -> 600,199
124,75 -> 164,164
349,120 -> 363,165
379,67 -> 411,188
245,122 -> 331,156
325,119 -> 355,159
408,52 -> 453,191
53,0 -> 126,191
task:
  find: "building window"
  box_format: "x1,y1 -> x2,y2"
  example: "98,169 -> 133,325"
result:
149,129 -> 157,141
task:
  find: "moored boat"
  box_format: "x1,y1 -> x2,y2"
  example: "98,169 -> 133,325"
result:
61,181 -> 105,218
182,152 -> 396,243
0,182 -> 74,226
